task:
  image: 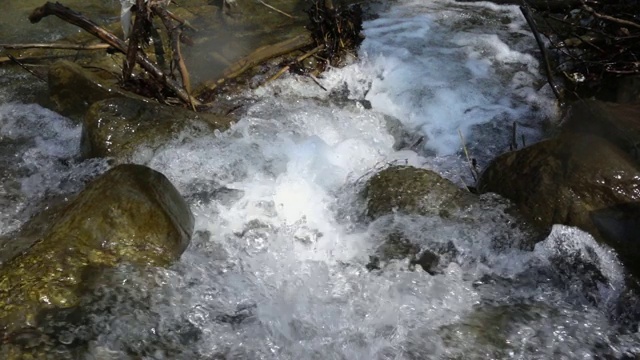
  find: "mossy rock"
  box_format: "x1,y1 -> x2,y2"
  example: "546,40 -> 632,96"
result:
82,97 -> 235,162
0,164 -> 193,345
364,165 -> 476,219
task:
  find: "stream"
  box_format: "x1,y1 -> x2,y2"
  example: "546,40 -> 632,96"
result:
1,0 -> 640,358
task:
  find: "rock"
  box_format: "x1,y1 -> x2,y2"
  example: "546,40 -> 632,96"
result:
615,76 -> 640,103
0,164 -> 193,345
478,133 -> 640,276
82,97 -> 235,162
561,99 -> 640,163
411,249 -> 441,275
364,165 -> 476,219
374,232 -> 421,262
48,60 -> 143,119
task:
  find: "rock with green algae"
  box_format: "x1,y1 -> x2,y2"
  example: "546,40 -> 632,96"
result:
81,97 -> 235,163
364,166 -> 545,273
0,164 -> 193,359
478,133 -> 640,277
364,165 -> 477,219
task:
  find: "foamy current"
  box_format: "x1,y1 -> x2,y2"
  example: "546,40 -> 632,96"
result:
1,0 -> 639,358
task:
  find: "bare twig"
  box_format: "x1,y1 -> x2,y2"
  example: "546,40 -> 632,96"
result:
154,5 -> 195,110
197,32 -> 313,99
267,44 -> 324,83
6,54 -> 47,82
520,4 -> 564,104
580,0 -> 640,30
29,1 -> 200,106
164,8 -> 198,31
123,0 -> 146,82
0,43 -> 110,50
458,129 -> 478,182
257,0 -> 294,19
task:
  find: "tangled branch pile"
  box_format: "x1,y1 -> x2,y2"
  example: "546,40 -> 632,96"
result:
528,0 -> 640,98
305,0 -> 363,69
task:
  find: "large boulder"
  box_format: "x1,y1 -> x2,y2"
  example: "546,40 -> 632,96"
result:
561,99 -> 640,163
82,97 -> 234,162
364,165 -> 477,219
478,133 -> 640,275
0,164 -> 194,350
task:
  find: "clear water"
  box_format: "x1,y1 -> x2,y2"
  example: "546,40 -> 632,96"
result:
1,0 -> 639,359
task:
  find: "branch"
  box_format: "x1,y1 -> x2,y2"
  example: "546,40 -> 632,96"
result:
520,4 -> 564,104
257,0 -> 293,19
29,1 -> 200,106
0,43 -> 110,50
153,5 -> 195,110
5,54 -> 47,82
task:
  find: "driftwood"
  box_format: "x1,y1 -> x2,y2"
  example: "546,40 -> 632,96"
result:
29,1 -> 200,106
523,0 -> 640,99
196,32 -> 314,100
154,5 -> 195,110
520,4 -> 564,104
257,0 -> 294,18
5,54 -> 47,83
0,43 -> 110,50
267,44 -> 324,83
579,0 -> 640,31
12,0 -> 363,108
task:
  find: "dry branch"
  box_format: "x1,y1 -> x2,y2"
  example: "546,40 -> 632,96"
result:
5,54 -> 47,82
579,0 -> 640,30
29,1 -> 200,106
257,0 -> 294,19
0,43 -> 110,50
267,44 -> 324,83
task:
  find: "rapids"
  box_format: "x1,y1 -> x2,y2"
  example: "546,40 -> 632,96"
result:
1,0 -> 639,358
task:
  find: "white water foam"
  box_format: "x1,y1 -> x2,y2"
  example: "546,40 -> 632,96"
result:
0,103 -> 108,236
82,1 -> 631,353
1,0 -> 636,358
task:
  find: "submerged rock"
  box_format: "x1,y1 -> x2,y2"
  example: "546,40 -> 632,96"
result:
82,97 -> 235,162
478,133 -> 640,276
364,165 -> 476,219
0,164 -> 193,356
561,99 -> 640,163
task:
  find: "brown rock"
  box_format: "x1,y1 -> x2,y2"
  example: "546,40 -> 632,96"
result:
365,165 -> 476,219
478,133 -> 640,275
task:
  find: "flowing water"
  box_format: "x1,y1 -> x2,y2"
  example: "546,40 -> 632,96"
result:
1,0 -> 640,358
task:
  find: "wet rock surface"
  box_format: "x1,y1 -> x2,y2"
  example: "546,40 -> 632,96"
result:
82,97 -> 235,162
561,99 -> 640,163
364,166 -> 544,274
478,133 -> 640,275
48,60 -> 142,119
364,165 -> 477,219
0,164 -> 193,358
